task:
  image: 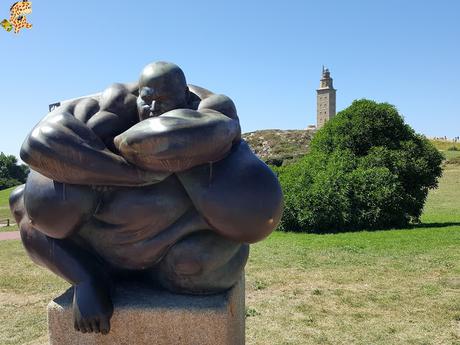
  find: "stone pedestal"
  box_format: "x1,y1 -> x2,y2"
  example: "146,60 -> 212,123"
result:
47,277 -> 245,345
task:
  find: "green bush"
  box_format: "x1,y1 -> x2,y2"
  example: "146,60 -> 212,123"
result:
0,178 -> 22,190
278,99 -> 443,232
0,152 -> 28,191
447,146 -> 458,151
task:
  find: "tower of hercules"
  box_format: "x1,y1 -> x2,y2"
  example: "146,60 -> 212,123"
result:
316,66 -> 336,129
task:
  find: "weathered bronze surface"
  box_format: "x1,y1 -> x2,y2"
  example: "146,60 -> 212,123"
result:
10,61 -> 283,334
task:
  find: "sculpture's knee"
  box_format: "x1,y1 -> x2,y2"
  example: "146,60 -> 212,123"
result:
157,233 -> 249,294
166,247 -> 210,277
17,219 -> 49,268
171,243 -> 249,277
23,171 -> 98,239
10,186 -> 44,257
19,221 -> 39,254
9,184 -> 26,225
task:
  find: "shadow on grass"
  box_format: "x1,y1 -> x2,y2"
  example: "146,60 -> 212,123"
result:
277,221 -> 460,235
410,222 -> 460,229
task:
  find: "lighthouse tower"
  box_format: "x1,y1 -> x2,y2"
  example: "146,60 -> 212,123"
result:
316,66 -> 336,129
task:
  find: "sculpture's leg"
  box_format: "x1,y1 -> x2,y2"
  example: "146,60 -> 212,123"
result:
154,231 -> 249,294
10,184 -> 114,334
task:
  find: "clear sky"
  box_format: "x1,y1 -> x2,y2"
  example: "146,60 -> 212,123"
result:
1,0 -> 459,157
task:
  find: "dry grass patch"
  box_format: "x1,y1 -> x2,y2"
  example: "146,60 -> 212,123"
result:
0,240 -> 68,345
246,229 -> 460,345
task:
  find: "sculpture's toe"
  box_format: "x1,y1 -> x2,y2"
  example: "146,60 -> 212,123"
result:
91,319 -> 101,333
75,315 -> 108,334
100,317 -> 111,335
79,320 -> 88,333
84,320 -> 92,333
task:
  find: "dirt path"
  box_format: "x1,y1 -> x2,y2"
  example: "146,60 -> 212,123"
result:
0,231 -> 20,240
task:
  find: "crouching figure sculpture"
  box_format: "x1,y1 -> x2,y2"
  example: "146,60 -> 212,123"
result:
10,61 -> 283,334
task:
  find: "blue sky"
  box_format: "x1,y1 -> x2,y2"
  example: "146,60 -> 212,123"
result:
1,0 -> 459,157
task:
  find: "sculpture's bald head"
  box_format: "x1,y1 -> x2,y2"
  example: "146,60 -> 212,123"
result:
137,62 -> 189,120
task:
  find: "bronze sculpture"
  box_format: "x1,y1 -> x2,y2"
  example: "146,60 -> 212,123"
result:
9,61 -> 283,334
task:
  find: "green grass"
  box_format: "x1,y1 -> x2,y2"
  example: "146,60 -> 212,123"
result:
0,241 -> 67,345
0,187 -> 17,230
244,164 -> 460,345
430,139 -> 459,151
444,150 -> 460,161
0,187 -> 17,231
0,226 -> 17,232
430,139 -> 460,163
246,226 -> 460,345
0,186 -> 15,218
422,165 -> 460,224
0,166 -> 459,344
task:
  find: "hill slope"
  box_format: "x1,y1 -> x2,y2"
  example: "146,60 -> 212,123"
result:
242,131 -> 460,166
242,129 -> 315,165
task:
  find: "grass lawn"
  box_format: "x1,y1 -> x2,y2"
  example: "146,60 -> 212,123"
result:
0,226 -> 18,232
244,164 -> 460,344
444,151 -> 460,161
430,139 -> 460,162
0,187 -> 17,231
430,139 -> 459,151
0,166 -> 459,344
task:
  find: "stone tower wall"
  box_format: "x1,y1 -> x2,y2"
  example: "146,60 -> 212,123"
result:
316,69 -> 336,129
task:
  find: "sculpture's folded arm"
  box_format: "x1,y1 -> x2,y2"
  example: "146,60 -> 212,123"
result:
177,141 -> 284,244
114,108 -> 241,172
20,111 -> 170,186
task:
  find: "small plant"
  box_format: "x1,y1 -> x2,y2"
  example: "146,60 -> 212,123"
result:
304,315 -> 315,324
446,157 -> 460,165
447,145 -> 458,151
252,280 -> 268,290
312,288 -> 322,296
245,307 -> 261,317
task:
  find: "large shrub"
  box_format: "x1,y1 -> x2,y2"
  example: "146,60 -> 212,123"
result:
278,99 -> 443,232
0,153 -> 29,190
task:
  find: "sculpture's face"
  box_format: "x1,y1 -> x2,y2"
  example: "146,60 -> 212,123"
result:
137,84 -> 188,120
137,62 -> 189,121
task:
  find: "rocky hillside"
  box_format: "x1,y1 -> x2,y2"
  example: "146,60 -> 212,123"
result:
242,131 -> 459,167
242,129 -> 315,166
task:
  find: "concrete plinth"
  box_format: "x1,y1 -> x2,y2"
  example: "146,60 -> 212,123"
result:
47,277 -> 245,345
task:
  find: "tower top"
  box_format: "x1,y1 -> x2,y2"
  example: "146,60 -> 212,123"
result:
318,66 -> 334,90
322,65 -> 331,79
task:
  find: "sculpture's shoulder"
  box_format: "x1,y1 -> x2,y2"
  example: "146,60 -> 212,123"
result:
188,84 -> 238,120
98,82 -> 138,117
35,82 -> 140,152
188,84 -> 215,100
44,82 -> 139,125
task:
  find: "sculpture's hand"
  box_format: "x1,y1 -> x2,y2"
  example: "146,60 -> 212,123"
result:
114,108 -> 240,172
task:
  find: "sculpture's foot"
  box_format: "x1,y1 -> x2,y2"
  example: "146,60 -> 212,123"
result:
72,280 -> 113,334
